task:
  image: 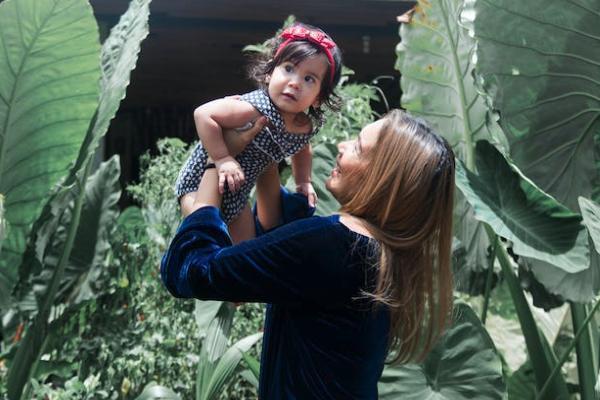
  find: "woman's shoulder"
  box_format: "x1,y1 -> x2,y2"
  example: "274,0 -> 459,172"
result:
263,214 -> 370,245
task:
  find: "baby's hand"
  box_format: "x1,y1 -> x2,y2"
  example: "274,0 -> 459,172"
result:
296,182 -> 317,208
215,156 -> 245,193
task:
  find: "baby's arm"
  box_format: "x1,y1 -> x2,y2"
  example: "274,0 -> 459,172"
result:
194,98 -> 260,193
291,144 -> 317,207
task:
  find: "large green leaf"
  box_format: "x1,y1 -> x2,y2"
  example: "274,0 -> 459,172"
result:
196,301 -> 235,400
15,0 -> 151,295
526,248 -> 600,303
463,0 -> 600,211
6,1 -> 150,397
396,0 -> 506,165
202,332 -> 262,400
0,194 -> 9,307
0,0 -> 101,283
452,196 -> 493,295
33,156 -> 121,305
396,0 -> 506,282
135,384 -> 181,400
378,303 -> 505,399
580,197 -> 600,250
194,300 -> 223,337
455,141 -> 589,274
529,197 -> 600,301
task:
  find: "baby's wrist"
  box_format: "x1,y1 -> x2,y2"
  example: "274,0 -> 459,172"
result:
214,155 -> 234,166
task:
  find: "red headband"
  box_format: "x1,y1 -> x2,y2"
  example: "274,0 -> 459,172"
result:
275,26 -> 337,85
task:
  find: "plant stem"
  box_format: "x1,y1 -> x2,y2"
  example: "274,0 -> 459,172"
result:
570,302 -> 598,400
481,236 -> 498,324
485,224 -> 569,399
536,298 -> 600,400
6,159 -> 92,400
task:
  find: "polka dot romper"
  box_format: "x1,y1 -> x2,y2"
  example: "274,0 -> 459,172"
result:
175,89 -> 317,223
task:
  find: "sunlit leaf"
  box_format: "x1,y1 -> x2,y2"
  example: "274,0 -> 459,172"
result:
463,0 -> 600,211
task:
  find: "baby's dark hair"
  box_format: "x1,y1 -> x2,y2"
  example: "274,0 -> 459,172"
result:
247,23 -> 343,124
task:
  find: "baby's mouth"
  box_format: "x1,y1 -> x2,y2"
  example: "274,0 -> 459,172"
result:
282,93 -> 296,101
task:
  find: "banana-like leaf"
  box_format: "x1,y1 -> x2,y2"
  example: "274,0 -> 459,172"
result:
0,0 -> 101,285
463,0 -> 600,211
0,194 -> 6,251
241,352 -> 260,381
378,303 -> 505,399
0,194 -> 9,307
202,332 -> 262,400
285,142 -> 340,216
30,156 -> 121,305
6,1 -> 150,397
239,369 -> 259,388
135,384 -> 181,400
455,141 -> 589,275
396,0 -> 507,282
14,0 -> 151,296
196,302 -> 235,400
194,300 -> 223,337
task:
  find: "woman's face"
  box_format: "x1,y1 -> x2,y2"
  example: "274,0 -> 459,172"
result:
326,119 -> 384,198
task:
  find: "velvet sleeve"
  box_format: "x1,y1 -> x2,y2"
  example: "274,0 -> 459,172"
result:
160,206 -> 358,306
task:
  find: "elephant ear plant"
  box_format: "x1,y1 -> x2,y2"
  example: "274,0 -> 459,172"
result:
463,0 -> 600,398
396,0 -> 600,399
0,0 -> 151,398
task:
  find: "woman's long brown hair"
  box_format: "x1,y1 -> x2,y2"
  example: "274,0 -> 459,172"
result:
339,110 -> 455,364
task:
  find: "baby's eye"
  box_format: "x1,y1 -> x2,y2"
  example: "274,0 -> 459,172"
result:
304,75 -> 315,83
284,64 -> 293,72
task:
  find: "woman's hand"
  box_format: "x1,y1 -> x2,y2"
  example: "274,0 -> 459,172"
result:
181,116 -> 268,217
215,155 -> 245,193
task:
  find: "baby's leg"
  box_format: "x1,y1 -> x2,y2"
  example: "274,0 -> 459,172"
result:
255,163 -> 282,231
179,192 -> 196,217
228,203 -> 256,244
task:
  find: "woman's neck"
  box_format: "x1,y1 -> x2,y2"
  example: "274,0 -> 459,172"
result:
339,213 -> 373,238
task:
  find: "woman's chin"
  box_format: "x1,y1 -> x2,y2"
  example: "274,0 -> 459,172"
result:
325,176 -> 340,201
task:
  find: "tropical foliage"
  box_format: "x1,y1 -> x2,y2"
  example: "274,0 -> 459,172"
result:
395,0 -> 600,398
1,0 -> 598,398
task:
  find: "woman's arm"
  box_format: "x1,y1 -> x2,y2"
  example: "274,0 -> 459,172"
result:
161,206 -> 356,305
181,116 -> 268,217
194,98 -> 260,193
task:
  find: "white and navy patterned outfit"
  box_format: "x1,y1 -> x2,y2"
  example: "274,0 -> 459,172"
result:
175,89 -> 317,223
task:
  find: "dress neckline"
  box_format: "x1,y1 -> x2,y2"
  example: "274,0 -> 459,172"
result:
334,213 -> 374,239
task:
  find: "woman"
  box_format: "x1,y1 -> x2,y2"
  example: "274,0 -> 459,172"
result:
161,110 -> 455,399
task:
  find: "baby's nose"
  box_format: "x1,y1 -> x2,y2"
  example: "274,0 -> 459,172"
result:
288,76 -> 300,88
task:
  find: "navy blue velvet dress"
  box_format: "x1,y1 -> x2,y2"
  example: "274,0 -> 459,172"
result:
161,201 -> 390,399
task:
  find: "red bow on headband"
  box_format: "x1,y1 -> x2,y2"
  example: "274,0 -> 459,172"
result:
275,26 -> 337,85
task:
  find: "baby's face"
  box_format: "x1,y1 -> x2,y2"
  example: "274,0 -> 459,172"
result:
267,53 -> 328,116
